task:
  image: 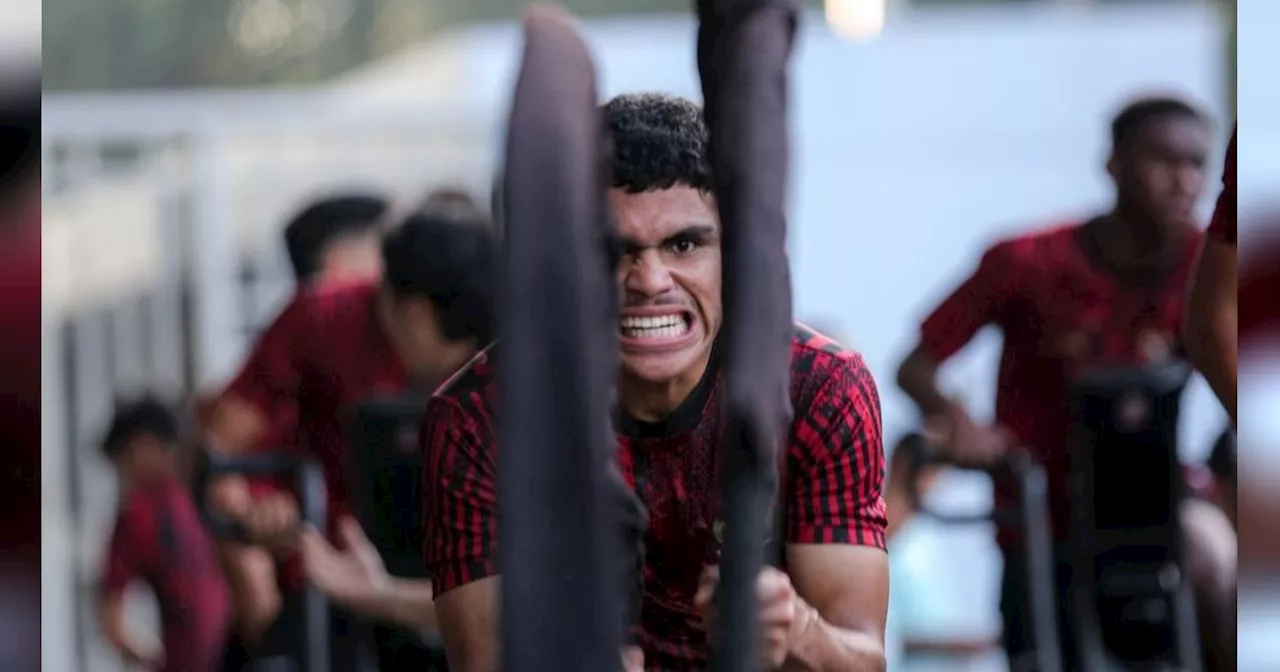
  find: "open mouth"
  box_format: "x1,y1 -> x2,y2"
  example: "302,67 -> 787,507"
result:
619,312 -> 692,341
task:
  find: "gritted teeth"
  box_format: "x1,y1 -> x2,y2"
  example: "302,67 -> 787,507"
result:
620,314 -> 684,329
620,312 -> 691,339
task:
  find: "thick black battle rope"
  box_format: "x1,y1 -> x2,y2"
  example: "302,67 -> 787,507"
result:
497,6 -> 624,672
695,0 -> 798,670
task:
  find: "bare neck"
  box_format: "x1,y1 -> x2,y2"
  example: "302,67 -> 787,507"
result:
617,354 -> 713,423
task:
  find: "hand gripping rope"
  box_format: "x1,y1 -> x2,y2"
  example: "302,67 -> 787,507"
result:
497,1 -> 796,670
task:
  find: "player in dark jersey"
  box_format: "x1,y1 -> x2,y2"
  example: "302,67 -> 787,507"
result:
208,190 -> 391,653
1185,126 -> 1237,423
99,398 -> 232,672
895,97 -> 1235,669
423,92 -> 889,672
283,192 -> 389,285
204,209 -> 496,668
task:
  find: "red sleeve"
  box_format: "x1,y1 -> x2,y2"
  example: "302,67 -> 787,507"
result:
422,396 -> 498,595
224,294 -> 309,422
101,501 -> 153,597
786,354 -> 887,550
1206,127 -> 1237,245
918,242 -> 1019,362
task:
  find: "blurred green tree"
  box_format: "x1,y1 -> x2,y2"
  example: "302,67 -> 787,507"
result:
43,0 -> 835,90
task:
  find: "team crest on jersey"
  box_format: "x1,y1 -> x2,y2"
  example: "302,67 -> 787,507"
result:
1138,330 -> 1174,364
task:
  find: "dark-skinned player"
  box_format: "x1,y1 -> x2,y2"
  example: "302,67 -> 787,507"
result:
423,93 -> 889,672
1184,125 -> 1237,424
895,96 -> 1236,670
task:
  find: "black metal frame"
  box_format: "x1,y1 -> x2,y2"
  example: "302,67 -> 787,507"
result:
903,435 -> 1063,672
348,396 -> 431,580
1066,361 -> 1202,671
193,449 -> 331,672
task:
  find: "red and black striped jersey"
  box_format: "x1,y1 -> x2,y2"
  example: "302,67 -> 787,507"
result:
421,325 -> 887,670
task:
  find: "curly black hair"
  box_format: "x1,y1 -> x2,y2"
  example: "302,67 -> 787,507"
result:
602,93 -> 712,194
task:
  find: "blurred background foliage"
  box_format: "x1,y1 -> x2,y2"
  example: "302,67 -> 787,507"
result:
43,0 -> 1235,93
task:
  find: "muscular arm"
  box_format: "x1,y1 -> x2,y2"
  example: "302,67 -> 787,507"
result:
896,347 -> 954,420
348,578 -> 442,635
785,546 -> 889,672
422,396 -> 502,672
783,355 -> 890,672
1184,236 -> 1237,423
435,578 -> 501,672
897,242 -> 1015,421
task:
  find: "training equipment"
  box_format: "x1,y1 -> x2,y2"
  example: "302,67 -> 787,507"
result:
902,435 -> 1062,672
499,7 -> 624,671
193,448 -> 331,672
695,0 -> 797,667
1066,361 -> 1201,671
349,395 -> 431,581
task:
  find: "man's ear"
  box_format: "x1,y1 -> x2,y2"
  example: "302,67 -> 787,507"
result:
1105,153 -> 1120,182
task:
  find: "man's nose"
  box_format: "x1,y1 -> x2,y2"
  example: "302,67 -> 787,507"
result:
623,250 -> 676,297
1174,162 -> 1205,197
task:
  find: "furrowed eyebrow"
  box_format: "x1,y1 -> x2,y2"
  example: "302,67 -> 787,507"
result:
620,224 -> 718,254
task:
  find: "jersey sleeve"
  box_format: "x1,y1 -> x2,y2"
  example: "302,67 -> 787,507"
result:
785,354 -> 887,550
1206,127 -> 1237,246
421,396 -> 499,595
223,294 -> 310,427
100,502 -> 151,597
918,241 -> 1020,361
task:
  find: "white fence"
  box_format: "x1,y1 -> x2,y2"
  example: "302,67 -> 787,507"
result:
42,100 -> 501,672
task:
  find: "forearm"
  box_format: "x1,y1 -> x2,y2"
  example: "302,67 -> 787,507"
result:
896,351 -> 952,419
354,578 -> 439,635
1187,305 -> 1239,422
783,613 -> 886,672
98,596 -> 144,659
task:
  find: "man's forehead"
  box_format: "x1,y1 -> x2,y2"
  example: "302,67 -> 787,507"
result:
610,187 -> 718,240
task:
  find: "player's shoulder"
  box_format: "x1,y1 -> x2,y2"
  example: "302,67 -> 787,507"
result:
431,343 -> 499,407
114,485 -> 156,527
789,323 -> 875,394
298,277 -> 378,316
985,220 -> 1084,260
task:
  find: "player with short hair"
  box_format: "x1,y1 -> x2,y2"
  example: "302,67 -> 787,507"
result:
423,92 -> 889,672
205,209 -> 496,669
210,190 -> 391,656
282,193 -> 389,284
895,96 -> 1235,669
1184,126 -> 1237,423
99,397 -> 232,672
